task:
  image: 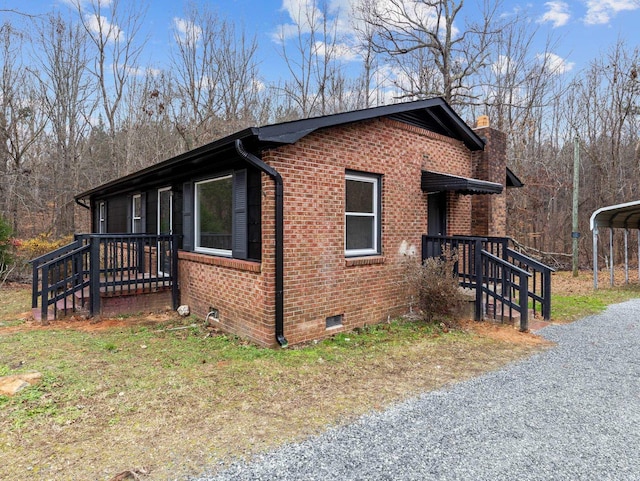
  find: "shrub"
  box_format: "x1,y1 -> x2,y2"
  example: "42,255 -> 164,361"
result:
8,233 -> 74,282
405,248 -> 467,326
15,233 -> 74,261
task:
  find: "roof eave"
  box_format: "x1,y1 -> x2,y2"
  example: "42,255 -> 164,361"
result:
75,128 -> 259,201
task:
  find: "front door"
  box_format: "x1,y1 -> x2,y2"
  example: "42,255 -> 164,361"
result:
158,188 -> 173,276
428,192 -> 447,236
427,192 -> 447,257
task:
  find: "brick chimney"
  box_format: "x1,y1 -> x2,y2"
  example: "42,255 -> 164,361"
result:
471,117 -> 507,237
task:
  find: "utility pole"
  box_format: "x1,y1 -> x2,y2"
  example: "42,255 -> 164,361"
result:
572,135 -> 580,277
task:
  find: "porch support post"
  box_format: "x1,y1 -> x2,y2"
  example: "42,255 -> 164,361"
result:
610,228 -> 614,287
593,227 -> 599,290
638,229 -> 640,282
90,236 -> 101,316
171,234 -> 179,309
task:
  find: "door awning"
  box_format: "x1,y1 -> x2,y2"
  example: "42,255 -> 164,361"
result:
421,170 -> 503,195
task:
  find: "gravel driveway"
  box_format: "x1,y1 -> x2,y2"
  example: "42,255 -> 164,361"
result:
192,300 -> 640,481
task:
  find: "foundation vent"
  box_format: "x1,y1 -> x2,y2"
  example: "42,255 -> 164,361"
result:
325,314 -> 343,329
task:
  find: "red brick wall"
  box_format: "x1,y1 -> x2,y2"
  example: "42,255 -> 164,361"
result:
178,118 -> 497,347
178,252 -> 273,345
100,289 -> 172,317
260,118 -> 474,345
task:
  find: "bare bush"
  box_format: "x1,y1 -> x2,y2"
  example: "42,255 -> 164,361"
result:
405,249 -> 466,326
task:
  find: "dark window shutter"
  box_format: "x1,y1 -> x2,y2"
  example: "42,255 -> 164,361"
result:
233,169 -> 248,259
126,196 -> 132,233
183,182 -> 194,251
140,192 -> 147,233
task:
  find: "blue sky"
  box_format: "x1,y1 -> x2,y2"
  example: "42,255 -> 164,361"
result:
2,0 -> 639,83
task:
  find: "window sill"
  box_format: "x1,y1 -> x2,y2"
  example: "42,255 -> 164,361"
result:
345,256 -> 385,267
178,251 -> 261,273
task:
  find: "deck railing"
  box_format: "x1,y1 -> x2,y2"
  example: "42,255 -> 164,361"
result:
422,235 -> 553,328
31,234 -> 179,322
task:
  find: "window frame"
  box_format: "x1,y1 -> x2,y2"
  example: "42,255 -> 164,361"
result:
194,174 -> 233,257
131,194 -> 142,233
98,201 -> 107,234
344,172 -> 381,257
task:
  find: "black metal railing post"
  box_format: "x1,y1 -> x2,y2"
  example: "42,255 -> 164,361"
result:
542,267 -> 552,321
31,259 -> 40,309
90,236 -> 101,316
171,234 -> 179,309
474,238 -> 483,321
519,272 -> 529,331
40,262 -> 49,324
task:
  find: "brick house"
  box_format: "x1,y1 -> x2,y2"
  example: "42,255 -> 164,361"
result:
71,98 -> 522,347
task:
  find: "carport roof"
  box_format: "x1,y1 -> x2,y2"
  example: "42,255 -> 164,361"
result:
590,200 -> 640,230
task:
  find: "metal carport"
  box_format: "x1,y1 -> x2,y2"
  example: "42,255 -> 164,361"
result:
590,200 -> 640,288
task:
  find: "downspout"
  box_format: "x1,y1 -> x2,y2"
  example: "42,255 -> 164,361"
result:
235,139 -> 288,347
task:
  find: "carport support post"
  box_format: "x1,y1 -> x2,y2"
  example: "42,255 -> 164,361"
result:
625,228 -> 629,284
610,228 -> 614,287
593,227 -> 599,289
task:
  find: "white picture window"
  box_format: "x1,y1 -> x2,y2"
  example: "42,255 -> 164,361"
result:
345,173 -> 380,256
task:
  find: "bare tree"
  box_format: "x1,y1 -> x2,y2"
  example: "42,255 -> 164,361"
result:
352,0 -> 385,108
170,4 -> 264,149
572,40 -> 640,206
0,22 -> 47,233
169,3 -> 223,149
119,68 -> 183,171
276,0 -> 348,117
214,21 -> 266,131
72,0 -> 148,179
356,0 -> 506,105
34,13 -> 96,235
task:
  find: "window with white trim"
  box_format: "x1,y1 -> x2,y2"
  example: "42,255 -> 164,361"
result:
131,194 -> 143,233
195,175 -> 233,256
345,172 -> 380,256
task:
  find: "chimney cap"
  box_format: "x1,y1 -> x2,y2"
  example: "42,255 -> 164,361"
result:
476,115 -> 489,128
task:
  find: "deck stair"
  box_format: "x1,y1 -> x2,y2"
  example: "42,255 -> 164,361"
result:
423,235 -> 554,331
31,234 -> 179,323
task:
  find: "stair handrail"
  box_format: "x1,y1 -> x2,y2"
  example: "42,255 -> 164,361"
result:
479,249 -> 532,331
31,240 -> 82,310
506,247 -> 554,320
32,242 -> 91,323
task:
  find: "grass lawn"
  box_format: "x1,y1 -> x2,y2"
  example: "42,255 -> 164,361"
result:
1,270 -> 638,480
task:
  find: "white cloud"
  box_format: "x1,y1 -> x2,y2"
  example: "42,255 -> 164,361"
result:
583,0 -> 639,25
278,0 -> 323,39
492,55 -> 513,76
536,52 -> 575,74
85,13 -> 123,42
173,17 -> 202,44
539,1 -> 571,27
314,41 -> 359,62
